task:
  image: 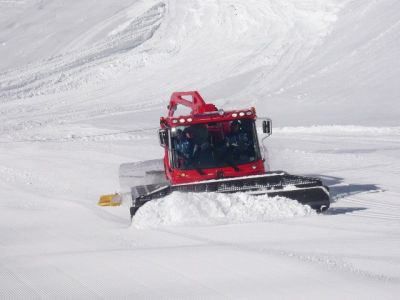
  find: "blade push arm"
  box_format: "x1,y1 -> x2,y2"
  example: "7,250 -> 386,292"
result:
168,91 -> 217,117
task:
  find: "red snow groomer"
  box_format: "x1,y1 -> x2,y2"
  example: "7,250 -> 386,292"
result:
117,91 -> 330,217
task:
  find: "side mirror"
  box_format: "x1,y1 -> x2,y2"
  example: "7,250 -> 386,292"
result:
262,119 -> 272,135
158,129 -> 168,147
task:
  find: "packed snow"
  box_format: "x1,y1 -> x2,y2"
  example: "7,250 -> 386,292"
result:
132,192 -> 315,229
1,0 -> 400,299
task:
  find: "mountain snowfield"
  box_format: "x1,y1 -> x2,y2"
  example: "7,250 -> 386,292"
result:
1,0 -> 400,299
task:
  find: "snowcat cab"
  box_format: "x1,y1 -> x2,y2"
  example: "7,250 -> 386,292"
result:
122,91 -> 330,218
159,91 -> 268,185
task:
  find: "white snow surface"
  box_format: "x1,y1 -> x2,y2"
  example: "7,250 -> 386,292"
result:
1,0 -> 400,299
132,192 -> 315,229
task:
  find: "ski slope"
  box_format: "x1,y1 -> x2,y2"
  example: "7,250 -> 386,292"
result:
1,0 -> 400,299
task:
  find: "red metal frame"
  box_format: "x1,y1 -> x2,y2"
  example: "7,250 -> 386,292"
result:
168,91 -> 217,117
161,91 -> 266,185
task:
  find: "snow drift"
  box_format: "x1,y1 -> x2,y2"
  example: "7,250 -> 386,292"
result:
132,192 -> 315,229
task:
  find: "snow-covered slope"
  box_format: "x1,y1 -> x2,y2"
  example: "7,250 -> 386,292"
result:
259,0 -> 400,126
0,0 -> 399,299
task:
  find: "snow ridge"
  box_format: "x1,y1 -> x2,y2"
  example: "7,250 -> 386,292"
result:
276,125 -> 400,136
132,192 -> 315,229
0,2 -> 166,100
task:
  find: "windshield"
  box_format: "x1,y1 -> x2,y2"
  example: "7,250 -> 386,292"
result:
171,119 -> 261,170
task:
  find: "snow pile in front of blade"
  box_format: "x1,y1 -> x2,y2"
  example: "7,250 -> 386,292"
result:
132,192 -> 315,229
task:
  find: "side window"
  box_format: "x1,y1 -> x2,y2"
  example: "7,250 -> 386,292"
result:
158,129 -> 168,147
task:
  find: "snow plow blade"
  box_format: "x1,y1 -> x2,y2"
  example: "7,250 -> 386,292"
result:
98,193 -> 122,206
129,171 -> 330,217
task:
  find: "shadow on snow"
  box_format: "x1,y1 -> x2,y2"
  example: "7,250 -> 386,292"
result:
305,174 -> 382,215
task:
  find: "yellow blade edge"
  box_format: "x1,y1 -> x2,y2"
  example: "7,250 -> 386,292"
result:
98,193 -> 122,206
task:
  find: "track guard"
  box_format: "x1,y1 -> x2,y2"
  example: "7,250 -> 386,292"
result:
129,171 -> 330,217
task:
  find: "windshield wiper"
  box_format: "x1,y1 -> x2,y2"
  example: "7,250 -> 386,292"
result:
226,158 -> 240,172
194,166 -> 205,175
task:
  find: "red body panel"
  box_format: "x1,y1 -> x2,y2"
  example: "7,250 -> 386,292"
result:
169,160 -> 265,184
